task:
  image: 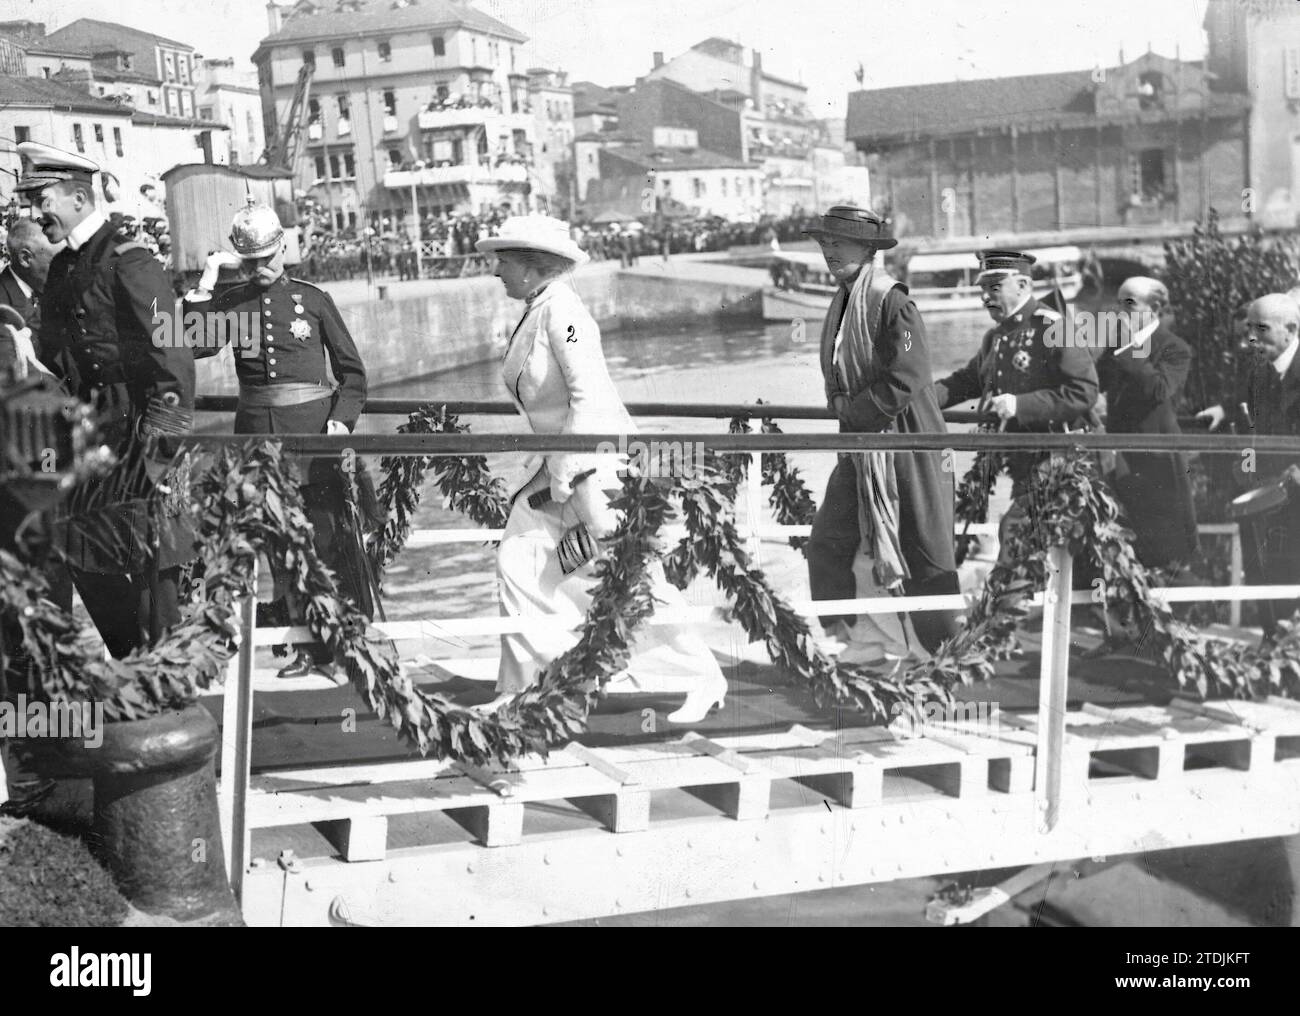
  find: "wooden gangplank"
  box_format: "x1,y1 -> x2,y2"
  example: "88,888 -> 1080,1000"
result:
232,700 -> 1300,926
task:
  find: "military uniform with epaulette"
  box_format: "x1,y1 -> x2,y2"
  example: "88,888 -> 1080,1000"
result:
19,142 -> 197,659
187,199 -> 369,679
936,297 -> 1099,489
935,250 -> 1099,566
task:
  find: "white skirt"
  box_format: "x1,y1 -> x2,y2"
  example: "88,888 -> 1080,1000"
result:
495,486 -> 725,695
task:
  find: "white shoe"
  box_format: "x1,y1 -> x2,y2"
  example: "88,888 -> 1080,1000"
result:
666,673 -> 727,724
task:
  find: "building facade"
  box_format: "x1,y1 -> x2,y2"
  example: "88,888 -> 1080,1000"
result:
528,67 -> 575,215
255,0 -> 536,233
198,58 -> 268,166
846,52 -> 1250,239
1203,0 -> 1300,227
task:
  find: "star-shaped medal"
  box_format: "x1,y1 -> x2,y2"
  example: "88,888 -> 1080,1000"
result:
290,319 -> 312,341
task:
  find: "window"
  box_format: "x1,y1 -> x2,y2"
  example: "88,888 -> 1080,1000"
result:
308,98 -> 321,124
337,95 -> 351,118
73,123 -> 84,153
332,47 -> 345,68
348,211 -> 357,229
692,177 -> 705,198
147,89 -> 158,105
94,123 -> 104,142
378,41 -> 391,62
383,89 -> 397,116
389,149 -> 402,167
113,126 -> 124,156
302,49 -> 315,68
1137,71 -> 1166,111
1134,148 -> 1167,200
314,155 -> 327,182
720,177 -> 728,197
329,154 -> 341,179
41,66 -> 50,79
432,35 -> 445,57
343,152 -> 356,178
165,90 -> 175,115
164,53 -> 176,81
470,38 -> 477,65
15,125 -> 29,144
179,57 -> 189,83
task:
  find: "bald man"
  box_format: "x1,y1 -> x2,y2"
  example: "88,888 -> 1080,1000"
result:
1226,294 -> 1300,642
0,219 -> 60,341
1099,278 -> 1198,568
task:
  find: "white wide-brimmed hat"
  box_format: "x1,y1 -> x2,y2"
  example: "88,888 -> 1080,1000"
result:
476,214 -> 590,266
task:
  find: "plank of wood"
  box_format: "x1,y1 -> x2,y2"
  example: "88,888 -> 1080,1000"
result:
314,817 -> 388,862
446,802 -> 524,847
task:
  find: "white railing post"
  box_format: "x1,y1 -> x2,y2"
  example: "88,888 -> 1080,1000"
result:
745,451 -> 763,566
1035,545 -> 1072,833
1230,527 -> 1243,629
219,557 -> 257,904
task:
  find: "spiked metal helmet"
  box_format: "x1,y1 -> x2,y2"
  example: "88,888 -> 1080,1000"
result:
229,197 -> 284,258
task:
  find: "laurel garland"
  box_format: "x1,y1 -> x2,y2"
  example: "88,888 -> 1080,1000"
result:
367,404 -> 509,579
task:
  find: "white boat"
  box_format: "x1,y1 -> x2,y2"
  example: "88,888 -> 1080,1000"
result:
761,245 -> 1085,321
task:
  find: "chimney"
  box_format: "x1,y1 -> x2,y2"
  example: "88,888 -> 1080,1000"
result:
653,51 -> 664,69
266,2 -> 284,35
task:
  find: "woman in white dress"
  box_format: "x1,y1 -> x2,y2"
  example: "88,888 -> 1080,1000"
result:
477,215 -> 727,723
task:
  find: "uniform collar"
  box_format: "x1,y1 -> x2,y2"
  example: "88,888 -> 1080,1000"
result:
995,295 -> 1036,332
65,209 -> 108,252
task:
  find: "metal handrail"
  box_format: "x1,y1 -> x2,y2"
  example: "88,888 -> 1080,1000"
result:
194,395 -> 1221,431
184,430 -> 1300,455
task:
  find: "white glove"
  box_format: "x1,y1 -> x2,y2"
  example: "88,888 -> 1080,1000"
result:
325,420 -> 349,436
1196,404 -> 1227,432
565,474 -> 618,540
195,250 -> 244,295
4,324 -> 50,378
989,393 -> 1018,421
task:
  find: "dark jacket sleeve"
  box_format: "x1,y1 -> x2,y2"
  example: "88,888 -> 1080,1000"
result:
115,245 -> 195,413
1097,331 -> 1191,416
184,288 -> 238,360
317,290 -> 367,429
1015,341 -> 1098,427
934,345 -> 985,409
841,288 -> 934,432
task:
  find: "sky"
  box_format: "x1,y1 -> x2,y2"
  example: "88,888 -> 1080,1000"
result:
2,0 -> 1213,115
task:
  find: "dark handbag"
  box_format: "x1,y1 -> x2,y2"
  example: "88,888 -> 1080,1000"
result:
556,520 -> 597,575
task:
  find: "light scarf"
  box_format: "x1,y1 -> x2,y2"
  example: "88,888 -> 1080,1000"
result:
826,264 -> 910,591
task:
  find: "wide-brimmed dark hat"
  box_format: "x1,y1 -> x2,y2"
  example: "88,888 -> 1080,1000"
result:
802,205 -> 897,249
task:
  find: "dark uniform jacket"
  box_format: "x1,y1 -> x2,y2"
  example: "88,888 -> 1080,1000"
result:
935,296 -> 1099,479
193,273 -> 367,484
1096,323 -> 1198,566
40,217 -> 196,573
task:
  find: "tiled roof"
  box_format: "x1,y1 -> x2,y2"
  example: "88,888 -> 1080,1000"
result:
259,0 -> 526,47
601,142 -> 756,173
847,63 -> 1248,142
44,18 -> 192,53
0,76 -> 131,114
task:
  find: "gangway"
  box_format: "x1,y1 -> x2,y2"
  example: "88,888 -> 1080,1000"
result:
192,403 -> 1300,926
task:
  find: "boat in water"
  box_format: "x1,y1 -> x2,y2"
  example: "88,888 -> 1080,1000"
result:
762,245 -> 1084,321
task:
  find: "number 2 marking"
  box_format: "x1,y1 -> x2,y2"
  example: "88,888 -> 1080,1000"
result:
565,325 -> 576,343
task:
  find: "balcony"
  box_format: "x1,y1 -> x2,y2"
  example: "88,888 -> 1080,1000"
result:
383,114 -> 399,134
417,104 -> 531,131
384,161 -> 530,189
308,122 -> 323,141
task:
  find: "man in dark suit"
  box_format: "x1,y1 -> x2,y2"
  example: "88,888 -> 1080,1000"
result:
1098,277 -> 1199,570
1232,294 -> 1300,643
0,218 -> 59,338
18,141 -> 197,658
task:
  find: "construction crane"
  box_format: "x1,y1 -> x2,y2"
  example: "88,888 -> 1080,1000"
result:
262,62 -> 314,177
